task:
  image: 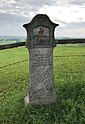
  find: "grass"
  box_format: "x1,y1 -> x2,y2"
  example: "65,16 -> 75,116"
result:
0,44 -> 85,124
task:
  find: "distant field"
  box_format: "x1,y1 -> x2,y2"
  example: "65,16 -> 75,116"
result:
0,44 -> 85,124
0,38 -> 25,45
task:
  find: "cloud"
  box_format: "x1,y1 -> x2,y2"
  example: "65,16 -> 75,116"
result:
55,20 -> 85,38
69,0 -> 85,5
0,0 -> 85,22
0,0 -> 85,37
19,0 -> 56,8
59,21 -> 85,29
67,22 -> 85,30
37,3 -> 85,24
0,0 -> 57,14
56,27 -> 85,38
0,12 -> 28,36
0,12 -> 28,26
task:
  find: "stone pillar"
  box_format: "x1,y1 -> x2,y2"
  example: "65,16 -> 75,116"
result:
23,14 -> 59,105
27,47 -> 56,104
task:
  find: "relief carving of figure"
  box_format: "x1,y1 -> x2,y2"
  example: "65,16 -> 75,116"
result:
38,27 -> 45,41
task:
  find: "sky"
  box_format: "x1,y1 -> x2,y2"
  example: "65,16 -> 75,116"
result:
0,0 -> 85,38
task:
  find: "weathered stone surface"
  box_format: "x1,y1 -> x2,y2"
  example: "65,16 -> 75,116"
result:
26,46 -> 56,105
23,14 -> 59,105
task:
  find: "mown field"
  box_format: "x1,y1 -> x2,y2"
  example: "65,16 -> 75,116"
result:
0,44 -> 85,124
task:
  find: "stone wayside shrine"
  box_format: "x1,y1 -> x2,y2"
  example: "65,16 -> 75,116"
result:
23,14 -> 59,105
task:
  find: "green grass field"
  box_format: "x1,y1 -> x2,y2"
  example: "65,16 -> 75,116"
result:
0,44 -> 85,124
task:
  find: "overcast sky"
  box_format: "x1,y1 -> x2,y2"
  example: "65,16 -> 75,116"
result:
0,0 -> 85,38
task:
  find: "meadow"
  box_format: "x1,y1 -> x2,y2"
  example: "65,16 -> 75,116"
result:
0,44 -> 85,124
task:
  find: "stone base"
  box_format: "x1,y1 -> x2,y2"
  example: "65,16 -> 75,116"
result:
30,94 -> 56,105
24,95 -> 56,105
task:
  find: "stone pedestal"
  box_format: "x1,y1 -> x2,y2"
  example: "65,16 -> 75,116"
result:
25,46 -> 56,105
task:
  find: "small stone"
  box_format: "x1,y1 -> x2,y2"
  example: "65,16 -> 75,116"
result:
24,96 -> 29,106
